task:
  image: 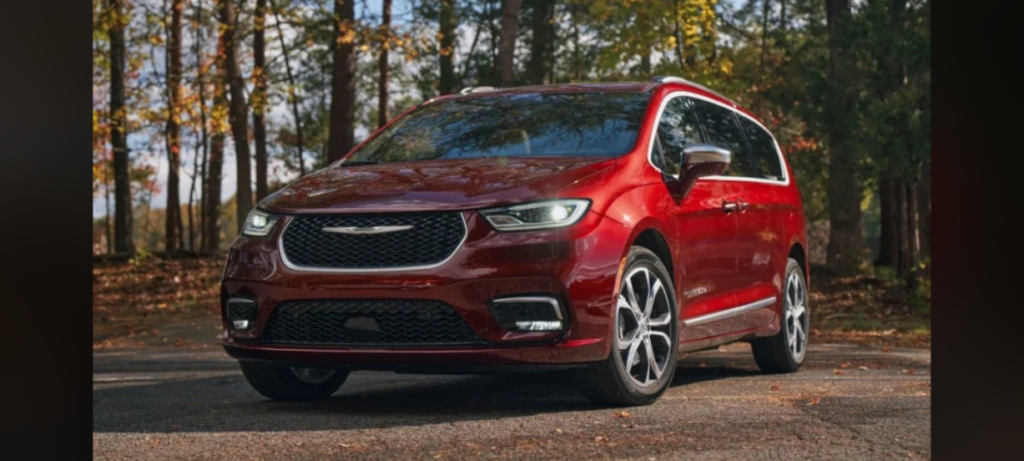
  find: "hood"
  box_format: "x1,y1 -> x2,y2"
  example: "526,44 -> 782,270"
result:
260,157 -> 618,214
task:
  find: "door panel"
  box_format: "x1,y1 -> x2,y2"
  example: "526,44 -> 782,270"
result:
650,95 -> 741,341
731,182 -> 786,331
675,180 -> 740,341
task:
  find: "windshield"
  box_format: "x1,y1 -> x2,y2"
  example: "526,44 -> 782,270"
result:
343,92 -> 651,164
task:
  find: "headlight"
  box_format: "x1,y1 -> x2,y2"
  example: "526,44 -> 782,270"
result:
242,209 -> 280,237
479,199 -> 591,231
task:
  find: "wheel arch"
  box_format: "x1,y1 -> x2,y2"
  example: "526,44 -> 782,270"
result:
788,240 -> 809,285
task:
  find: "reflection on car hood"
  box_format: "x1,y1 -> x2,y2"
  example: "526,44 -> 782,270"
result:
259,157 -> 617,213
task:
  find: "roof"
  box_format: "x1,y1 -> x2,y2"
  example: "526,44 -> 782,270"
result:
431,78 -> 740,111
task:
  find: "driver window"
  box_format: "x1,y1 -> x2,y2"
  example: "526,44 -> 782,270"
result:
656,96 -> 705,176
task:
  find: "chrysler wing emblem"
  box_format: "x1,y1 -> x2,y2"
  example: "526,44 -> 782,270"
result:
321,225 -> 415,235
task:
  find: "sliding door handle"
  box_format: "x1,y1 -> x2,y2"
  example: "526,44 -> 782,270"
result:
722,200 -> 738,213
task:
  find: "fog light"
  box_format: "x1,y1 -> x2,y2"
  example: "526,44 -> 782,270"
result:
514,320 -> 563,331
488,296 -> 565,332
226,297 -> 257,331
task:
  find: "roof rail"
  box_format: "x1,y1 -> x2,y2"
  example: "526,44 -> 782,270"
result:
459,86 -> 498,95
649,76 -> 738,107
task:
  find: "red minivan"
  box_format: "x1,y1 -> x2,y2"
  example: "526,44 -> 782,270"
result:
221,77 -> 810,406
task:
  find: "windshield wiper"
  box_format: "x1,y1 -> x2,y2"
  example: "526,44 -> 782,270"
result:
339,160 -> 380,167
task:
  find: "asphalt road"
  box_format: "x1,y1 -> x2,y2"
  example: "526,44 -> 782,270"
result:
94,317 -> 931,460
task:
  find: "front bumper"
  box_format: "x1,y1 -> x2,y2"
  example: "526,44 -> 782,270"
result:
220,210 -> 633,367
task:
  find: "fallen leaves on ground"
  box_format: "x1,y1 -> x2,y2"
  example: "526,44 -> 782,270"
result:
93,255 -> 223,343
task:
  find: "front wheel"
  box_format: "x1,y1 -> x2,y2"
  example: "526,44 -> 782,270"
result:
751,258 -> 809,373
240,361 -> 349,401
576,247 -> 679,406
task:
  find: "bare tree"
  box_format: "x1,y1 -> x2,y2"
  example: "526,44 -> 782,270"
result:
497,0 -> 520,87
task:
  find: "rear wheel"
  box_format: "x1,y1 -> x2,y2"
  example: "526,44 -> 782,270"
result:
751,258 -> 809,373
240,361 -> 349,401
576,247 -> 679,406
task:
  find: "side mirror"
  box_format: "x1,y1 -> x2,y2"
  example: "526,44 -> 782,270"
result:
672,144 -> 731,197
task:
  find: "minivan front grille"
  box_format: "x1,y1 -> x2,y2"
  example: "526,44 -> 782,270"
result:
258,299 -> 485,346
281,212 -> 465,270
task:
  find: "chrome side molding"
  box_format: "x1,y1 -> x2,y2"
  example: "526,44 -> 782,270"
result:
682,296 -> 777,327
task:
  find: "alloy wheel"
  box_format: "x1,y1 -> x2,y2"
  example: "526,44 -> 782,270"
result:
616,267 -> 673,387
784,271 -> 809,363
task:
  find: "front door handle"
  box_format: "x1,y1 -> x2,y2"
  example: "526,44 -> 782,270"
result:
722,200 -> 738,213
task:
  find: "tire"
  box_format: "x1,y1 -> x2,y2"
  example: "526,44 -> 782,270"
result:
576,246 -> 680,406
240,361 -> 350,401
751,258 -> 809,373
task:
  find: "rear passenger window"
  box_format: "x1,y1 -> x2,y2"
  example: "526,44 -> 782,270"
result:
738,117 -> 785,181
654,96 -> 704,176
690,99 -> 757,178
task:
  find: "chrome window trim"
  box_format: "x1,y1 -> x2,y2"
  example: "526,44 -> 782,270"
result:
646,90 -> 790,186
491,296 -> 564,320
277,212 -> 469,273
682,296 -> 777,327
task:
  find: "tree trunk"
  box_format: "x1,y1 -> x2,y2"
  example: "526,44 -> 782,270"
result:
108,0 -> 135,255
760,0 -> 770,70
187,148 -> 198,251
497,0 -> 521,87
876,178 -> 898,267
779,0 -> 787,46
253,0 -> 269,201
571,2 -> 581,81
165,0 -> 184,252
917,162 -> 930,259
195,0 -> 209,252
105,163 -> 114,254
206,0 -> 230,254
904,180 -> 919,289
895,179 -> 909,278
327,0 -> 356,163
673,0 -> 685,68
271,0 -> 306,176
378,0 -> 392,129
823,0 -> 864,275
461,8 -> 482,82
639,49 -> 651,76
527,0 -> 552,85
438,0 -> 457,94
218,0 -> 253,232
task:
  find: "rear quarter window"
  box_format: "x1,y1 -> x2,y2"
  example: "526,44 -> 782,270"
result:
738,117 -> 785,181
